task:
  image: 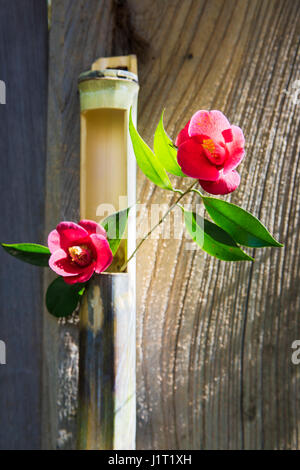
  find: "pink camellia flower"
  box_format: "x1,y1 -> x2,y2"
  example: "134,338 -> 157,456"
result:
48,220 -> 113,284
176,110 -> 245,195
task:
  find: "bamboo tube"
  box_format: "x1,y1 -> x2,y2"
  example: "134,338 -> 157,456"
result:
77,56 -> 139,450
77,273 -> 135,450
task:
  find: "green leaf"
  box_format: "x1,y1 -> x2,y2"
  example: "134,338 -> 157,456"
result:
201,196 -> 283,248
129,109 -> 173,190
101,207 -> 130,255
46,277 -> 86,318
154,110 -> 185,177
183,210 -> 254,261
1,242 -> 50,267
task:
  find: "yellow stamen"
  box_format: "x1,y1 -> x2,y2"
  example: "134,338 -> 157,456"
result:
202,138 -> 218,158
68,244 -> 92,266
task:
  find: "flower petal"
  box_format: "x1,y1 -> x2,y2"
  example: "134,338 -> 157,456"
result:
48,229 -> 61,254
189,110 -> 231,142
63,263 -> 96,284
49,249 -> 82,277
199,170 -> 241,195
175,120 -> 190,147
223,125 -> 245,173
222,128 -> 233,143
177,137 -> 220,180
79,219 -> 107,237
56,221 -> 88,249
90,234 -> 113,273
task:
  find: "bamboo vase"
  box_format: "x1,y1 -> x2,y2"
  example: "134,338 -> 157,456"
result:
77,55 -> 139,450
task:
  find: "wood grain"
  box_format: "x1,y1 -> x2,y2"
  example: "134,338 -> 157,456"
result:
132,0 -> 300,450
45,0 -> 300,450
44,0 -> 119,450
0,0 -> 48,449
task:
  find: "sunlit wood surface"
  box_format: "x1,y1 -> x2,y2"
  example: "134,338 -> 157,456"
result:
43,0 -> 300,449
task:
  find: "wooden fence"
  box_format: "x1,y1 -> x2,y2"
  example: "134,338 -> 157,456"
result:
0,0 -> 299,449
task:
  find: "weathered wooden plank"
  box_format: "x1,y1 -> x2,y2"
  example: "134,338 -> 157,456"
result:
130,0 -> 300,450
43,0 -> 129,449
0,0 -> 48,449
45,0 -> 300,450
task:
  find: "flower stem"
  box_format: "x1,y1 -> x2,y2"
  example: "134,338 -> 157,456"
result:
120,181 -> 198,272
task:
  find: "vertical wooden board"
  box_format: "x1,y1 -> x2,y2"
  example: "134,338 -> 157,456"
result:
44,0 -> 142,449
126,0 -> 300,450
0,1 -> 48,449
44,0 -> 111,449
45,0 -> 300,450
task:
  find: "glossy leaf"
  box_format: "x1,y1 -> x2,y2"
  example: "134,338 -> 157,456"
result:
101,207 -> 130,255
201,196 -> 283,248
129,110 -> 173,190
154,110 -> 185,177
1,242 -> 50,267
184,210 -> 254,261
46,277 -> 86,318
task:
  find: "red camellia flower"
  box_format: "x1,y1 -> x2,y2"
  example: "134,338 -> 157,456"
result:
176,110 -> 245,195
48,220 -> 113,284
